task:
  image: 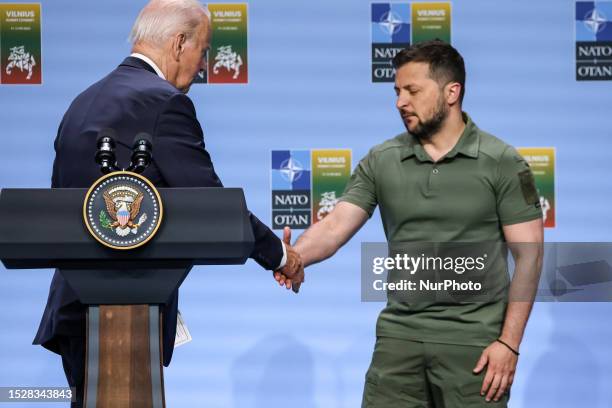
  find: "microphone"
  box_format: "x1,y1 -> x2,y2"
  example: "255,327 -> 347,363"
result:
127,132 -> 153,174
95,128 -> 119,174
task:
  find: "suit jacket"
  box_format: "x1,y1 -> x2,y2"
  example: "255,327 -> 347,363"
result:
33,57 -> 283,366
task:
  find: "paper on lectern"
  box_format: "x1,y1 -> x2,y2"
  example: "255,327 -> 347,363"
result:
174,310 -> 192,348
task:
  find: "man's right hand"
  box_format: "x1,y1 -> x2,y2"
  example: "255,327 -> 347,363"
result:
274,226 -> 304,293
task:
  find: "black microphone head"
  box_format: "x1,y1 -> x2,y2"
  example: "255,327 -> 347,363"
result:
97,128 -> 117,146
128,132 -> 153,174
95,128 -> 118,174
133,132 -> 152,149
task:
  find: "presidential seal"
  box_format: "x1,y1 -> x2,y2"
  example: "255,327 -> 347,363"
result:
83,171 -> 163,250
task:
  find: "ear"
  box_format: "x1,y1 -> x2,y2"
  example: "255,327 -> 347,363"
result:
445,82 -> 462,105
171,32 -> 187,61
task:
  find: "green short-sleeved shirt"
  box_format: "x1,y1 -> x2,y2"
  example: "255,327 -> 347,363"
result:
341,113 -> 542,346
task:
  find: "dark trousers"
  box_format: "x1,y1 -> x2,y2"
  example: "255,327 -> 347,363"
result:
58,336 -> 85,408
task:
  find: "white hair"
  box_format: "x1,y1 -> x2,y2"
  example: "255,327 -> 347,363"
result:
129,0 -> 210,46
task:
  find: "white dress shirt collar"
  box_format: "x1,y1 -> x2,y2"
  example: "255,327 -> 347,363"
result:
130,52 -> 166,80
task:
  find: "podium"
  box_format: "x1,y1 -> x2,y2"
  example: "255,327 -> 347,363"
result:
0,187 -> 255,407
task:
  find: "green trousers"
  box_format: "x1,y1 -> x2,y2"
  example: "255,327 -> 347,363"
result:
361,337 -> 509,408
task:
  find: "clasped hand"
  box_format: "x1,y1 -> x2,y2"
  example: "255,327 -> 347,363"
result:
273,226 -> 304,293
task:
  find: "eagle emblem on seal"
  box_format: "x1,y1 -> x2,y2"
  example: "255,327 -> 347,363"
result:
100,185 -> 148,237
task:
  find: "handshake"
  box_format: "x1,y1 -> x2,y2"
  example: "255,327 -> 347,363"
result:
274,226 -> 305,294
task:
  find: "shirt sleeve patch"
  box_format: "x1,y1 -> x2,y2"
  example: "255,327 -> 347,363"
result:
518,169 -> 539,205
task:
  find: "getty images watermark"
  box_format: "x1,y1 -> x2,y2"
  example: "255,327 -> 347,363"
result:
371,251 -> 489,292
361,242 -> 612,302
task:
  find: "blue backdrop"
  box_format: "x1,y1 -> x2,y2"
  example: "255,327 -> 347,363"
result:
0,0 -> 611,407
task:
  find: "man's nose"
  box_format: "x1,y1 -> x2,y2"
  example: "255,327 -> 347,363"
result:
396,91 -> 409,110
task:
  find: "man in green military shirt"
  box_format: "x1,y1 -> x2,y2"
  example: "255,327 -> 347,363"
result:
276,40 -> 543,407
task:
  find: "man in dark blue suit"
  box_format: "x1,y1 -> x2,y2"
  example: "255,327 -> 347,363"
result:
33,1 -> 304,406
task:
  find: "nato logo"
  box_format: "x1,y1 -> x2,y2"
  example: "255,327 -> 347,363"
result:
272,150 -> 310,190
576,1 -> 612,80
372,3 -> 411,43
371,3 -> 411,83
271,150 -> 311,229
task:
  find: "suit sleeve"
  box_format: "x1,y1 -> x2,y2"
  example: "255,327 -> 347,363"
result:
51,116 -> 66,188
247,212 -> 284,270
153,93 -> 223,187
153,93 -> 283,270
